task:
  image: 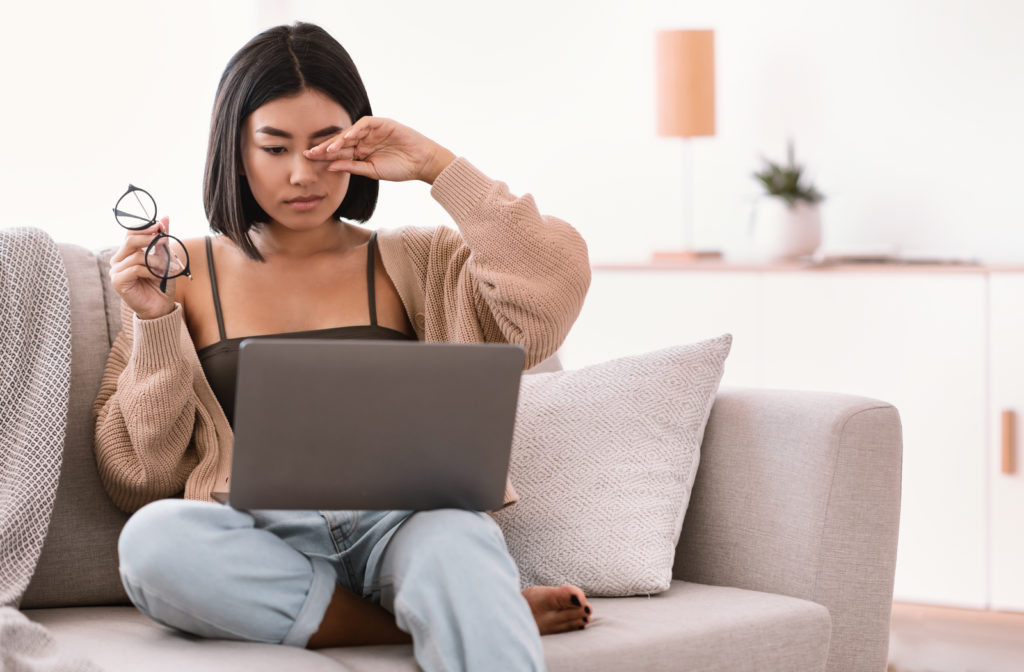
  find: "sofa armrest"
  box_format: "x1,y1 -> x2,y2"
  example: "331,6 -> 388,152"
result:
674,387 -> 902,672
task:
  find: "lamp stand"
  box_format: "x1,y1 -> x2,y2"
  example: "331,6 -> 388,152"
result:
652,138 -> 722,262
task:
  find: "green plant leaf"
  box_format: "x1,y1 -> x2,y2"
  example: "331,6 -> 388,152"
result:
752,142 -> 824,203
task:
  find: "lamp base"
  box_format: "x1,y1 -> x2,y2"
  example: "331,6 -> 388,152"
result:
651,249 -> 723,263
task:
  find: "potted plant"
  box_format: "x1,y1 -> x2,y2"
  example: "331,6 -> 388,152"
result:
749,141 -> 825,261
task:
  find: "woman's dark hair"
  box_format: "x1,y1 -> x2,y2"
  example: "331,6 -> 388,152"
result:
203,22 -> 376,261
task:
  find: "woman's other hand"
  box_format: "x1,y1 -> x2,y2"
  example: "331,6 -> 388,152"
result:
304,117 -> 456,185
109,217 -> 179,320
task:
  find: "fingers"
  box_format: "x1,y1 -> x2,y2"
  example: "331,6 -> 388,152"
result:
305,117 -> 391,159
108,261 -> 159,294
109,249 -> 148,274
305,122 -> 360,158
330,116 -> 385,151
110,217 -> 170,264
329,117 -> 380,150
304,117 -> 438,183
109,215 -> 173,292
308,131 -> 377,176
110,247 -> 185,278
325,159 -> 378,179
308,144 -> 358,163
304,139 -> 353,161
110,230 -> 156,264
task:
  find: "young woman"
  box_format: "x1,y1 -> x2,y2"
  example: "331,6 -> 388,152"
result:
94,22 -> 591,670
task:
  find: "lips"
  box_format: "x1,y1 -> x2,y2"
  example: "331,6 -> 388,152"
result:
285,195 -> 325,212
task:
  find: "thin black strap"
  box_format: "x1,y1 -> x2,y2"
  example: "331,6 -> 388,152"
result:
366,231 -> 378,327
205,236 -> 227,340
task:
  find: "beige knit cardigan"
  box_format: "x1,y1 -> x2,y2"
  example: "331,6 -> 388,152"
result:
92,157 -> 591,514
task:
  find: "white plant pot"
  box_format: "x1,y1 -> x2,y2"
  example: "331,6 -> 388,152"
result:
750,198 -> 822,261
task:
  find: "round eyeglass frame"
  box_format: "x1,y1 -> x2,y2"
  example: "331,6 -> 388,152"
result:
113,184 -> 191,293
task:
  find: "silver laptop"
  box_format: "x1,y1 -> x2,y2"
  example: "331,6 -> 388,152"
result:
214,338 -> 525,511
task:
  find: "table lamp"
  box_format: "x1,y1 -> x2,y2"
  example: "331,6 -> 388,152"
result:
653,29 -> 720,261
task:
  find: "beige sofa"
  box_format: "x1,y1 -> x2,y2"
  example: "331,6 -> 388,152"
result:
17,241 -> 903,671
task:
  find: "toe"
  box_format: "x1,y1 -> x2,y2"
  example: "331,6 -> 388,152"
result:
524,585 -> 594,636
562,584 -> 589,610
565,585 -> 593,620
550,616 -> 589,635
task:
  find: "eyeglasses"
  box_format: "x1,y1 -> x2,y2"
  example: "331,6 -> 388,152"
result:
113,184 -> 191,293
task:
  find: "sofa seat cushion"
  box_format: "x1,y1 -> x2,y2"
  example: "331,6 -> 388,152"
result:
24,606 -> 349,672
538,581 -> 832,672
25,581 -> 830,672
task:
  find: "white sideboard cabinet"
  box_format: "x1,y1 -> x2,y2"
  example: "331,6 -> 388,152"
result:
561,261 -> 1024,612
988,273 -> 1024,612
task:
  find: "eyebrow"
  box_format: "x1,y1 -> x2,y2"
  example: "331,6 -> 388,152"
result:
255,125 -> 343,139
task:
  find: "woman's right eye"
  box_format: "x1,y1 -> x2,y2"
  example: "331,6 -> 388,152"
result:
262,146 -> 286,155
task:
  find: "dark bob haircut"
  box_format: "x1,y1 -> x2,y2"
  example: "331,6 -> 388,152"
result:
203,22 -> 376,262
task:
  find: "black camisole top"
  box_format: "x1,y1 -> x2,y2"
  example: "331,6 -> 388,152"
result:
196,231 -> 415,427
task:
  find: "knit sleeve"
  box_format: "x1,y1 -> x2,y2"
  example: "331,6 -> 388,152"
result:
92,303 -> 200,513
418,158 -> 591,368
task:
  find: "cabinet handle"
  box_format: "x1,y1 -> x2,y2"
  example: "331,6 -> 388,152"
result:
1002,410 -> 1016,475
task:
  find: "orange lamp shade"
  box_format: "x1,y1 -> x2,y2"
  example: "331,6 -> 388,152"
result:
656,30 -> 716,138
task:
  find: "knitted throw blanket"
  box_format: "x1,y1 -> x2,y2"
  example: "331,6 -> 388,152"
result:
0,227 -> 101,670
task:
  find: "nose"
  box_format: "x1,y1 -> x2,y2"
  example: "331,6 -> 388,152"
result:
289,151 -> 318,186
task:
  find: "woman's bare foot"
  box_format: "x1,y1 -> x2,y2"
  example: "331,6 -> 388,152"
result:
308,583 -> 592,648
522,584 -> 592,634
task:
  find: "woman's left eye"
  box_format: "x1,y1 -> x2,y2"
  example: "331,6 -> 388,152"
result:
262,146 -> 286,155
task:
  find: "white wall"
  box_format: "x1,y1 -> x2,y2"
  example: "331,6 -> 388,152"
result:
4,0 -> 1022,263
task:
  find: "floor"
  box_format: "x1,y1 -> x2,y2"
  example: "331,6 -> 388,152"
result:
887,602 -> 1024,672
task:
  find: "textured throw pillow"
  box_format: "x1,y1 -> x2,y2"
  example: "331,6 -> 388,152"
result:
493,335 -> 732,596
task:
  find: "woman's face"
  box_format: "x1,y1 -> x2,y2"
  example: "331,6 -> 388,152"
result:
240,88 -> 353,230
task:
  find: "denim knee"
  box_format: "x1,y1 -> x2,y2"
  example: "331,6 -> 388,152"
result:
116,499 -> 337,646
117,499 -> 235,600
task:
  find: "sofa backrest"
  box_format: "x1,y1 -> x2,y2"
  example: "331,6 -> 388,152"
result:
22,242 -> 569,608
21,244 -> 129,608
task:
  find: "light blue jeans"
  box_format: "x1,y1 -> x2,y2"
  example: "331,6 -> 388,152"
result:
117,499 -> 545,671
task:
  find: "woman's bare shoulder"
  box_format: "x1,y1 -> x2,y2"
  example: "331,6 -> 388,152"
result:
173,236 -> 213,311
179,235 -> 211,263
